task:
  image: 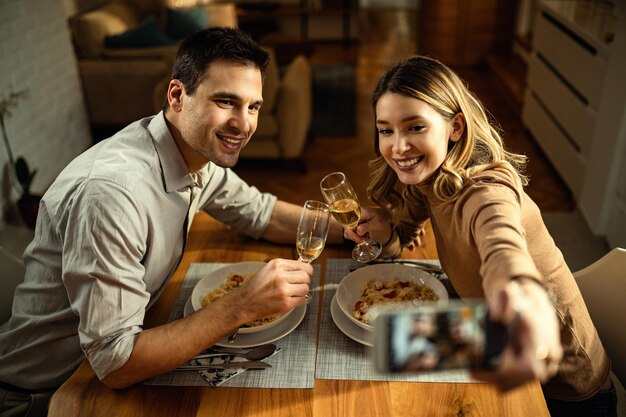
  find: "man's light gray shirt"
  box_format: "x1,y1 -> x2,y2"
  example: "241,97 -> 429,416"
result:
0,113 -> 276,389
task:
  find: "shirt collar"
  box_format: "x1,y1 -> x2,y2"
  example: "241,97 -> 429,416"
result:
148,111 -> 209,192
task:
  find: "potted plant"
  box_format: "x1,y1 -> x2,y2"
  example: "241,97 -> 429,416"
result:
1,88 -> 41,228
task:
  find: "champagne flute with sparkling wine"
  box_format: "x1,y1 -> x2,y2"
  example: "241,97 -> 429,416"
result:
320,171 -> 382,263
296,200 -> 331,302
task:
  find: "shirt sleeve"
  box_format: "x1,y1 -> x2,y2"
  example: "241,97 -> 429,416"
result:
61,179 -> 149,380
198,167 -> 277,239
459,174 -> 543,296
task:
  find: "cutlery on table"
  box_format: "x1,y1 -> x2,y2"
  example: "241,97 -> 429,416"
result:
204,344 -> 274,356
349,259 -> 444,273
227,327 -> 239,343
174,361 -> 272,371
193,343 -> 277,361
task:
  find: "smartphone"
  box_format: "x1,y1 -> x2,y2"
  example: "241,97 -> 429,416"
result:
372,300 -> 508,373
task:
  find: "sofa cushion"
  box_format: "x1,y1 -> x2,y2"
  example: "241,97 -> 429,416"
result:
78,59 -> 169,125
205,4 -> 238,29
276,55 -> 312,159
70,0 -> 141,58
102,45 -> 177,60
260,47 -> 280,115
165,7 -> 209,40
239,136 -> 281,159
105,16 -> 175,49
254,113 -> 279,138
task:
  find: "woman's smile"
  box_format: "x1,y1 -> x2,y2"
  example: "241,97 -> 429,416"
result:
394,156 -> 424,170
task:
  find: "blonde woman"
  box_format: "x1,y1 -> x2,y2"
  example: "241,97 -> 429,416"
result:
348,56 -> 615,417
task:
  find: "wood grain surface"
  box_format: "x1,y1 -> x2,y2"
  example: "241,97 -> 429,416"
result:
48,212 -> 550,417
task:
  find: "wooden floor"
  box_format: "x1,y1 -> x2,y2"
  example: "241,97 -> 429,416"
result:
234,14 -> 574,213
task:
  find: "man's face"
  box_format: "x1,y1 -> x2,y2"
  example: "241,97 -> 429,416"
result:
173,59 -> 263,170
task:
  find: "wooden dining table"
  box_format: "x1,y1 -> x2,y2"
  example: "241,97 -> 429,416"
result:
47,211 -> 550,417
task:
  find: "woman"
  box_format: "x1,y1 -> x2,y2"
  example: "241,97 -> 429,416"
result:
350,55 -> 615,416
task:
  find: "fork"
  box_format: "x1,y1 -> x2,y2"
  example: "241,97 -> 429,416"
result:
349,259 -> 444,273
226,328 -> 239,343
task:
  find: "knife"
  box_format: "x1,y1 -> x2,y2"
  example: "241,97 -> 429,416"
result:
174,361 -> 271,371
349,259 -> 444,272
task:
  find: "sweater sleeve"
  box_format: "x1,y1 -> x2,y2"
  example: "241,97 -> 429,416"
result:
459,173 -> 543,297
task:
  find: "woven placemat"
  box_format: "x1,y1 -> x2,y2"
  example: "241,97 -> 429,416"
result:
315,259 -> 475,383
145,263 -> 319,388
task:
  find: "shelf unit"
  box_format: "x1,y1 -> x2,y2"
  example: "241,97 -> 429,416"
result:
521,0 -> 626,246
523,0 -> 613,195
236,1 -> 358,46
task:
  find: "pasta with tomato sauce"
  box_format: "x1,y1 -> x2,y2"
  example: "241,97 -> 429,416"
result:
201,272 -> 283,328
353,278 -> 439,324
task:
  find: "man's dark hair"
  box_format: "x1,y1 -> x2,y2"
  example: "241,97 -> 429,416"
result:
163,27 -> 269,109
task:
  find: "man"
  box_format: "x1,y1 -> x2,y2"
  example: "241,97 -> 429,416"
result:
0,27 -> 341,414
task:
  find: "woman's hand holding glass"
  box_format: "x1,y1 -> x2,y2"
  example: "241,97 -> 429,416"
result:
296,200 -> 331,303
320,171 -> 382,263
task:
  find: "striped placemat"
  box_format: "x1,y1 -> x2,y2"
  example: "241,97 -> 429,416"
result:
315,258 -> 475,383
145,262 -> 319,388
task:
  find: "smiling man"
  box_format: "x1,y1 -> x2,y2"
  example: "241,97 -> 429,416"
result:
0,28 -> 342,417
165,38 -> 265,171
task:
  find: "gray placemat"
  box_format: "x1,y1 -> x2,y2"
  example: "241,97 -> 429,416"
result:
145,263 -> 319,388
315,259 -> 475,383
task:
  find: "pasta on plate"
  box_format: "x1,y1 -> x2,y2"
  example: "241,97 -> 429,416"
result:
201,272 -> 283,328
353,278 -> 439,324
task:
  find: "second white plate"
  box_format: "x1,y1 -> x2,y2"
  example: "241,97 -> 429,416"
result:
336,264 -> 449,332
184,297 -> 307,348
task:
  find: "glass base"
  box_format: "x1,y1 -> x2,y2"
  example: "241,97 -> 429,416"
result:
352,240 -> 383,263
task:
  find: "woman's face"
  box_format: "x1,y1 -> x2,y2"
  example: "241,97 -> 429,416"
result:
375,92 -> 463,185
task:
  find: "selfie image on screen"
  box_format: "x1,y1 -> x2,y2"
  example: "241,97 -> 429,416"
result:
388,303 -> 487,372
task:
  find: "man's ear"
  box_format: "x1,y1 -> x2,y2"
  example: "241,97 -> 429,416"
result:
167,80 -> 184,112
450,113 -> 465,143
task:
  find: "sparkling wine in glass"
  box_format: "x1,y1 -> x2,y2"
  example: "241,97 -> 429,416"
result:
297,200 -> 331,263
320,171 -> 382,263
296,200 -> 331,302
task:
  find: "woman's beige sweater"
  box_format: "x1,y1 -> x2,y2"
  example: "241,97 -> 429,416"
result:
393,167 -> 610,400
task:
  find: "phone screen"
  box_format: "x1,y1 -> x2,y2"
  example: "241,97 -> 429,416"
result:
374,301 -> 506,372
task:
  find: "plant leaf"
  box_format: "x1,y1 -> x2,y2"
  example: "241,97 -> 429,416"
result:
15,157 -> 34,194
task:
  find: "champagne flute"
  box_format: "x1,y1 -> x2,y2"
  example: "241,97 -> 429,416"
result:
296,200 -> 331,303
320,171 -> 382,263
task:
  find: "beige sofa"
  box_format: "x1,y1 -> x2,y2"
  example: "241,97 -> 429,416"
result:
69,0 -> 237,127
70,1 -> 312,165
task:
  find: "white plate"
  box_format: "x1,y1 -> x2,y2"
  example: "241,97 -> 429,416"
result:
336,264 -> 449,331
190,262 -> 293,334
184,296 -> 307,348
330,295 -> 373,347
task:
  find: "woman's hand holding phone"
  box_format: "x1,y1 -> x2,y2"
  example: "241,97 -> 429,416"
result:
372,279 -> 562,393
473,278 -> 563,391
372,300 -> 508,374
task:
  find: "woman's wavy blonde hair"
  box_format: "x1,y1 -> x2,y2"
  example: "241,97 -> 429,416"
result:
368,55 -> 528,223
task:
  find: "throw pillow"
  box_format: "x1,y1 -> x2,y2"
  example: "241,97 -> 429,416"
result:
165,7 -> 209,40
105,16 -> 175,49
